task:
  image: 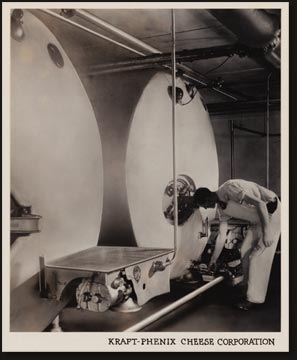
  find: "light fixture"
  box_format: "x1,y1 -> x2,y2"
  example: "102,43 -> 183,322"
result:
60,9 -> 76,18
167,86 -> 184,104
11,9 -> 25,42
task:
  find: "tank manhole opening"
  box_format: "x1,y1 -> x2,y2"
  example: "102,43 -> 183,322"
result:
162,174 -> 196,225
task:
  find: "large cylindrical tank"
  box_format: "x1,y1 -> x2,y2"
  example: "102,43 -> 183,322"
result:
11,10 -> 219,289
126,73 -> 219,277
84,70 -> 219,279
10,10 -> 104,289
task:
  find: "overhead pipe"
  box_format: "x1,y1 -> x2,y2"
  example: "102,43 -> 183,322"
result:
37,10 -> 203,89
88,44 -> 264,74
208,9 -> 280,68
38,8 -> 244,100
37,9 -> 146,56
75,9 -> 161,55
208,9 -> 280,48
88,63 -> 162,76
73,9 -> 242,101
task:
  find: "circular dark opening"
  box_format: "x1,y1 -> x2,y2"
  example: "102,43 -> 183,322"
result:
162,174 -> 196,225
47,43 -> 64,68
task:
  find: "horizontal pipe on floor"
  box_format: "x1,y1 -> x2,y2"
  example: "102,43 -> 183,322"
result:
123,276 -> 224,332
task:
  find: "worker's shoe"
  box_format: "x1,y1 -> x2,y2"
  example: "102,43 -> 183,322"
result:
181,271 -> 201,284
236,299 -> 261,311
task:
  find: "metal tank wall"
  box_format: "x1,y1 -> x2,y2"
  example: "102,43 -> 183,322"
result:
10,11 -> 104,289
10,11 -> 220,289
83,71 -> 219,278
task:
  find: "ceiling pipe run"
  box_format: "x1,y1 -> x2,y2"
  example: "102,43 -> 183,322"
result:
208,9 -> 280,68
88,44 -> 264,74
73,9 -> 241,101
38,8 -> 254,101
75,9 -> 161,55
37,9 -> 146,56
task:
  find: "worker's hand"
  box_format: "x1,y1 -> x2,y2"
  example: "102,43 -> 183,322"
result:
263,229 -> 273,247
208,262 -> 217,272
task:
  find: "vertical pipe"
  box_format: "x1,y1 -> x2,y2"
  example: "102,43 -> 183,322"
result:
171,9 -> 177,260
266,73 -> 272,189
39,255 -> 47,297
230,119 -> 235,179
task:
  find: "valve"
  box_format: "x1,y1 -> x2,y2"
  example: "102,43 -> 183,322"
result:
149,261 -> 165,278
163,174 -> 196,225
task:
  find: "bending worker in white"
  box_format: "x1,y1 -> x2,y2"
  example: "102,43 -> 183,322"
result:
192,179 -> 281,311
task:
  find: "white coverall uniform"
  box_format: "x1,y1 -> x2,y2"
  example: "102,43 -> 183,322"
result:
216,179 -> 280,304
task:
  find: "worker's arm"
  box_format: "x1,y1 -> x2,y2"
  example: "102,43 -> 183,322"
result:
242,193 -> 272,247
210,220 -> 228,266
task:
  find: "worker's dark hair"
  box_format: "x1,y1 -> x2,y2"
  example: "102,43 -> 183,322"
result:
193,187 -> 212,207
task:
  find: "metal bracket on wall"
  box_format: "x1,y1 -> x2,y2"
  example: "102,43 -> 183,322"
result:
10,196 -> 42,244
